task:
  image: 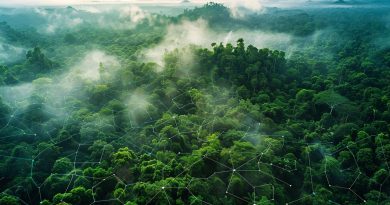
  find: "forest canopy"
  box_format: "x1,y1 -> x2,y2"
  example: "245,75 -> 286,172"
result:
0,1 -> 390,205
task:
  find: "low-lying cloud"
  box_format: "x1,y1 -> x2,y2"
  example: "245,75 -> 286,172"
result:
0,50 -> 121,117
142,19 -> 292,67
0,37 -> 26,64
33,8 -> 83,34
64,50 -> 120,82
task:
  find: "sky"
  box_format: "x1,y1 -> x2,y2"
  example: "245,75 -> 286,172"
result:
0,0 -> 195,6
0,0 -> 264,6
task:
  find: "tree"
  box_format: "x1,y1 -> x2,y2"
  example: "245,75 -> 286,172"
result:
53,186 -> 93,205
52,157 -> 73,174
255,196 -> 274,205
314,90 -> 349,115
25,47 -> 53,71
112,147 -> 136,168
0,97 -> 10,128
0,195 -> 19,205
357,148 -> 377,174
88,140 -> 114,162
296,89 -> 315,102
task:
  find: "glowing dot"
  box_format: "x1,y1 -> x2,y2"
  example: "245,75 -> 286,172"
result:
233,169 -> 236,172
162,186 -> 165,190
289,185 -> 292,187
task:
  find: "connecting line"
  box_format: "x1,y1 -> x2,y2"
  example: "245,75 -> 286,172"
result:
226,191 -> 251,203
346,146 -> 361,173
145,190 -> 162,205
162,190 -> 172,205
330,135 -> 372,155
286,195 -> 312,205
185,188 -> 213,205
324,155 -> 367,203
253,184 -> 275,201
306,145 -> 314,194
377,176 -> 390,205
2,79 -> 388,205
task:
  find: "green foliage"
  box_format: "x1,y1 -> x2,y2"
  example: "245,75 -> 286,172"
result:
0,194 -> 19,205
112,147 -> 136,169
1,4 -> 390,205
52,157 -> 73,174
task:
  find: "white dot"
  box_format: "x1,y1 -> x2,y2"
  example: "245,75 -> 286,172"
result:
162,186 -> 165,189
233,169 -> 236,172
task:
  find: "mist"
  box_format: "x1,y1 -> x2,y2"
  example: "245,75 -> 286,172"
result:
0,42 -> 25,64
143,19 -> 292,67
1,2 -> 390,205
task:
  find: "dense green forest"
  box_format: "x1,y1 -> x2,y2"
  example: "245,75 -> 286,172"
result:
1,1 -> 390,205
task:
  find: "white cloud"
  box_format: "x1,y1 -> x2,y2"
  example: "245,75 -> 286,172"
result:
120,5 -> 152,24
33,8 -> 83,34
0,36 -> 26,64
142,19 -> 291,68
64,50 -> 120,82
